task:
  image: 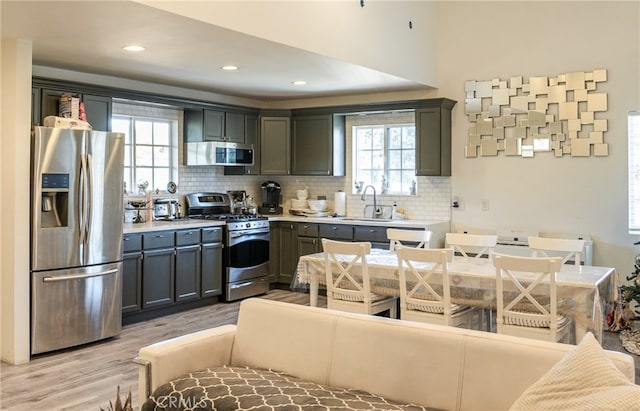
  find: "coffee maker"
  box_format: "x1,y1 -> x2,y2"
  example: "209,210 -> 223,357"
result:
258,181 -> 282,215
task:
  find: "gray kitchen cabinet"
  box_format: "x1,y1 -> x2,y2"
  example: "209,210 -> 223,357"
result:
142,246 -> 175,309
201,227 -> 223,297
260,116 -> 291,175
175,244 -> 201,302
186,109 -> 248,143
353,225 -> 393,250
319,223 -> 353,241
415,99 -> 456,176
291,114 -> 345,176
38,88 -> 112,131
122,233 -> 143,314
32,88 -> 41,126
82,94 -> 112,131
269,222 -> 298,284
175,229 -> 201,302
297,223 -> 320,257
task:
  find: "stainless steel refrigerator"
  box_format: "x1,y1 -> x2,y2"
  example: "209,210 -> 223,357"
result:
31,126 -> 124,355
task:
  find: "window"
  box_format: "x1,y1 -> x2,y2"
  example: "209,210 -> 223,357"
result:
353,123 -> 416,195
629,111 -> 640,234
112,116 -> 177,194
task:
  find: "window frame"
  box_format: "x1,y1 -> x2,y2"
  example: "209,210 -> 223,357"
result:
629,111 -> 640,234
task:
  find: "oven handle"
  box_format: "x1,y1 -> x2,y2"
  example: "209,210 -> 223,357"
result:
228,228 -> 270,239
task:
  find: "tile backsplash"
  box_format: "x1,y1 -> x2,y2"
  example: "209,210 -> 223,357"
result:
178,166 -> 451,221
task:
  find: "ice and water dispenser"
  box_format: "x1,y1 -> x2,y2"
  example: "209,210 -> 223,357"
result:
40,173 -> 69,228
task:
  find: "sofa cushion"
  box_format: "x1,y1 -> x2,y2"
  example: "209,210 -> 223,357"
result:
509,332 -> 640,410
141,365 -> 439,411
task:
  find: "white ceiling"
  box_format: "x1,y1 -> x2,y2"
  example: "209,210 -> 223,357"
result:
1,1 -> 430,101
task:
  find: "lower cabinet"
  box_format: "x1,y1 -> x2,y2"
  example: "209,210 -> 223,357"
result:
122,251 -> 142,313
142,247 -> 176,309
122,226 -> 224,319
175,245 -> 201,302
278,223 -> 298,284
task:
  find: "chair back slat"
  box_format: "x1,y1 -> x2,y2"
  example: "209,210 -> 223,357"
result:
387,228 -> 432,251
445,233 -> 497,259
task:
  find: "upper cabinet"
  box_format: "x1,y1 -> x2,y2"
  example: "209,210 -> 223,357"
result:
34,86 -> 112,131
415,98 -> 456,177
184,108 -> 253,144
291,113 -> 345,176
260,115 -> 291,175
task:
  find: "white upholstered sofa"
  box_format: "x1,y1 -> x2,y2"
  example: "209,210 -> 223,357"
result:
136,298 -> 637,411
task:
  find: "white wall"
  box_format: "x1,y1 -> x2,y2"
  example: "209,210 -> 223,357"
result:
435,1 -> 640,272
1,38 -> 32,365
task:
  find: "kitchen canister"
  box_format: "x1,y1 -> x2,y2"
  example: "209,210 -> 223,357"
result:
334,190 -> 346,216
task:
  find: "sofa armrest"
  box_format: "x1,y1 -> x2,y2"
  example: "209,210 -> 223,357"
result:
135,324 -> 237,400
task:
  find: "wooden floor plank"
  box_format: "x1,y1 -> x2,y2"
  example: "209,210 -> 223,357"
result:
0,289 -> 637,410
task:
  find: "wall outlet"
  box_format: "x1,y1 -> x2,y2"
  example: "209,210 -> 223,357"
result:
481,199 -> 490,211
452,196 -> 464,210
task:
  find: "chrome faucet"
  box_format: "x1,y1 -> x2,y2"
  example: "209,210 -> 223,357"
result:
360,184 -> 380,218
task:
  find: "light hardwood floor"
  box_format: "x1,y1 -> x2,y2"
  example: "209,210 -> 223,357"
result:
0,289 -> 637,410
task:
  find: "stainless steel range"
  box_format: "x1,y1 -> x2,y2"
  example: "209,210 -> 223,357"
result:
185,192 -> 270,301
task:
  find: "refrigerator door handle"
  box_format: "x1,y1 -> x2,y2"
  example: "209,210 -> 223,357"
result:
42,268 -> 118,283
77,155 -> 86,246
85,153 -> 93,244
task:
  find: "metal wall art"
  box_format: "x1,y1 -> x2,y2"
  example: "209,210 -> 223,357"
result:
464,69 -> 608,158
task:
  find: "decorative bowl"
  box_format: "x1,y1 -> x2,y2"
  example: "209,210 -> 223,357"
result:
307,200 -> 328,211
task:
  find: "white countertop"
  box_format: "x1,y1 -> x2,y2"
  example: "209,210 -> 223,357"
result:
123,215 -> 449,234
123,219 -> 225,234
268,215 -> 449,228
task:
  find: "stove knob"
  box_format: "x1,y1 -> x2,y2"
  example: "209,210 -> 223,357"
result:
246,222 -> 251,229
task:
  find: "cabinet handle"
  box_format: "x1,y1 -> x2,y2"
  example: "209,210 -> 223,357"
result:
123,237 -> 129,241
369,229 -> 376,233
156,234 -> 164,238
332,226 -> 338,230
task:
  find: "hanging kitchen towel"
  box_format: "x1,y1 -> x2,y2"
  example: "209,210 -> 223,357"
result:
334,191 -> 346,216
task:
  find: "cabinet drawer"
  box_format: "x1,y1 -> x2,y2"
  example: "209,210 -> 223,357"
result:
297,223 -> 318,237
176,229 -> 201,246
143,231 -> 175,249
319,224 -> 353,241
354,226 -> 388,243
122,233 -> 142,252
202,227 -> 223,243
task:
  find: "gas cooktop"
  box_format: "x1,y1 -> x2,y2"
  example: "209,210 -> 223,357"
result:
185,192 -> 267,224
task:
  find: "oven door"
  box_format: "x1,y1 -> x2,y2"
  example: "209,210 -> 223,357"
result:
226,227 -> 270,283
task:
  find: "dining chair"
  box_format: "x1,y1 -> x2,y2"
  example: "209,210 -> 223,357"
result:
528,236 -> 585,266
396,246 -> 477,328
494,253 -> 573,343
445,233 -> 498,259
322,239 -> 398,318
387,228 -> 432,251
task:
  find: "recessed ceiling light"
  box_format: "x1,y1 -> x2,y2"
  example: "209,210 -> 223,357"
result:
222,65 -> 238,71
122,45 -> 145,52
292,80 -> 307,86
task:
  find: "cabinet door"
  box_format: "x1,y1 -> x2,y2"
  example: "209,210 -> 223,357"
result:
297,236 -> 319,258
201,242 -> 222,297
142,248 -> 175,308
319,224 -> 353,241
415,107 -> 452,176
245,114 -> 260,174
292,115 -> 332,175
83,94 -> 112,132
278,223 -> 297,284
175,245 -> 201,302
268,223 -> 281,282
225,112 -> 245,143
32,88 -> 41,126
184,109 -> 204,142
122,251 -> 142,313
41,89 -> 66,122
260,117 -> 290,175
204,110 -> 224,141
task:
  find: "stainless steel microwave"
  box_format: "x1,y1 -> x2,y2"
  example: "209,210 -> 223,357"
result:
185,141 -> 254,166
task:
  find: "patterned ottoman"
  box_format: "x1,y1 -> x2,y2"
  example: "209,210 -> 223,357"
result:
141,365 -> 437,411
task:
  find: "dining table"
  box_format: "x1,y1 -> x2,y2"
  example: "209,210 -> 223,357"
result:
293,248 -> 618,343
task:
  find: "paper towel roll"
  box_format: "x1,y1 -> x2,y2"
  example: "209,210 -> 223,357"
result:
334,191 -> 346,216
